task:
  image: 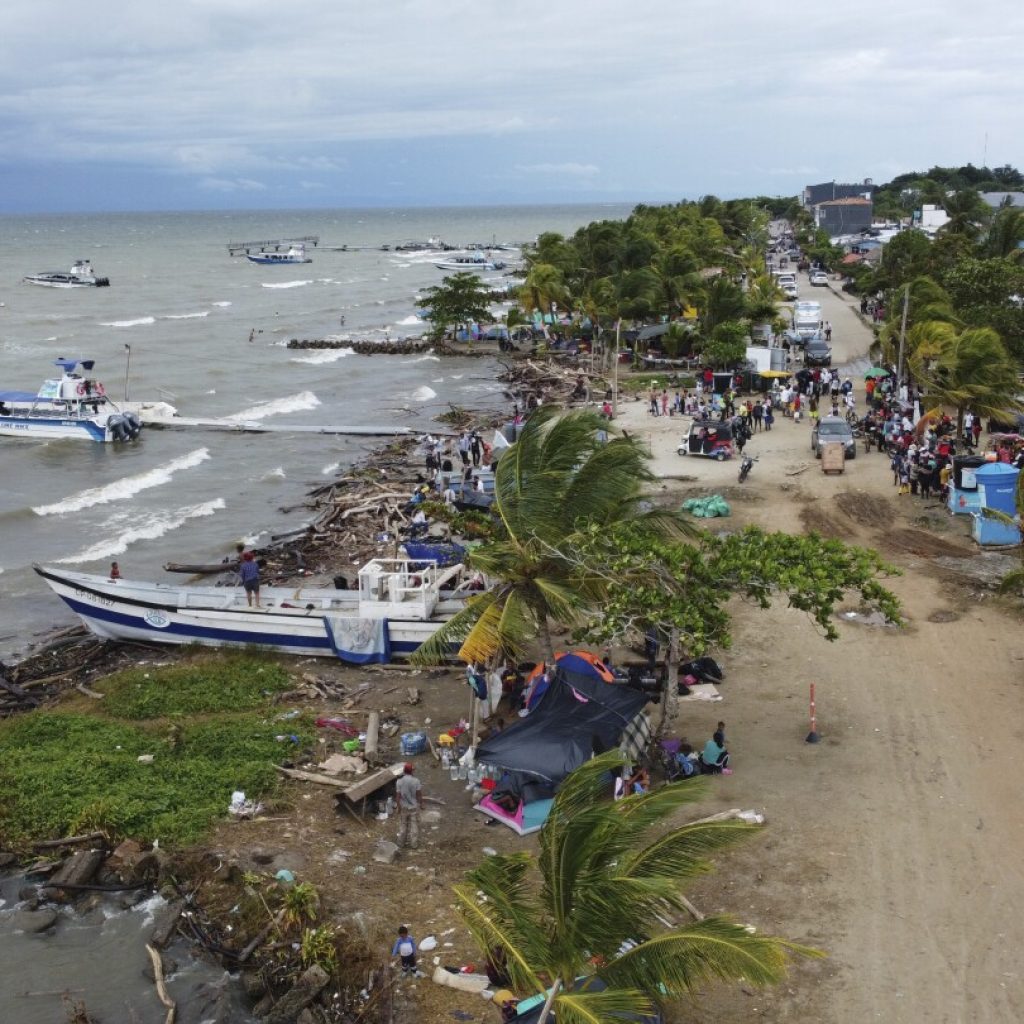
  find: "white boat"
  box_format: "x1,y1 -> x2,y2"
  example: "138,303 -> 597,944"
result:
0,358 -> 142,443
34,558 -> 472,663
245,245 -> 312,265
24,260 -> 110,288
433,253 -> 505,272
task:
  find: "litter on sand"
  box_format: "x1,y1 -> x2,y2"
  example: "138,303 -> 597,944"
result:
682,495 -> 731,518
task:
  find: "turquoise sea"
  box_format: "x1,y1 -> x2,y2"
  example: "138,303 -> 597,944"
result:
0,203 -> 631,661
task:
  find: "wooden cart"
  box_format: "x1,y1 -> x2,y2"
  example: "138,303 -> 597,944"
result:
821,442 -> 846,475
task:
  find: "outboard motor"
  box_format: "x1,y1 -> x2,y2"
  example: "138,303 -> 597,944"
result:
107,414 -> 128,442
123,412 -> 142,440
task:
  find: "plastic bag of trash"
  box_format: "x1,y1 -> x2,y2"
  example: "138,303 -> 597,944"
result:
228,790 -> 264,819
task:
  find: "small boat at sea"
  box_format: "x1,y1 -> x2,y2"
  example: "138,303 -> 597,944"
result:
24,260 -> 110,288
0,358 -> 142,443
433,253 -> 505,272
35,558 -> 474,663
245,245 -> 312,265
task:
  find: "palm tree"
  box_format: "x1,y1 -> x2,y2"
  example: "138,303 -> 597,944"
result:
412,409 -> 659,665
454,751 -> 819,1023
699,275 -> 746,337
984,207 -> 1024,260
519,264 -> 571,336
940,189 -> 990,239
909,324 -> 1023,438
877,277 -> 959,365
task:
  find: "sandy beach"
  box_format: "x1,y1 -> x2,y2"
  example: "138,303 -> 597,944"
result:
613,282 -> 1024,1022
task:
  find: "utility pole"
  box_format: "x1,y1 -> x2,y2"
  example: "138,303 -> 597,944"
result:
612,319 -> 621,418
895,284 -> 910,384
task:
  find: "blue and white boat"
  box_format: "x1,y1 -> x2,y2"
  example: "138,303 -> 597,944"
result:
0,359 -> 142,443
24,260 -> 110,288
34,558 -> 471,664
245,245 -> 312,265
433,253 -> 505,272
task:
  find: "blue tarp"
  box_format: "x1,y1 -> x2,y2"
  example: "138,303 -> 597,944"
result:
402,541 -> 466,567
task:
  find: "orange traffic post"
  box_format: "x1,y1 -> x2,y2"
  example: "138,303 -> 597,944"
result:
806,682 -> 821,744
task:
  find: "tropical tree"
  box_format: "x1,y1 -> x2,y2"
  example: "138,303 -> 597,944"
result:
519,263 -> 572,336
700,320 -> 748,369
454,751 -> 820,1024
699,275 -> 746,337
983,207 -> 1024,260
411,408 -> 663,666
909,324 -> 1023,437
419,272 -> 494,342
940,189 -> 990,239
572,523 -> 901,735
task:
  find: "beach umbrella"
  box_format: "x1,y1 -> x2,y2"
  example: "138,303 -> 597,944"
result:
865,367 -> 891,378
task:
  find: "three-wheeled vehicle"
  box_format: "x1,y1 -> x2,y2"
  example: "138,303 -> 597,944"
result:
677,419 -> 734,461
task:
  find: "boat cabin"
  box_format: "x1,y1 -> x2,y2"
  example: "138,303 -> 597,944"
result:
358,558 -> 459,620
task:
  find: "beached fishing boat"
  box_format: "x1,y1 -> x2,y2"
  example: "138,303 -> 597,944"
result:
433,253 -> 505,272
0,358 -> 142,443
24,260 -> 110,288
35,558 -> 473,663
245,245 -> 312,265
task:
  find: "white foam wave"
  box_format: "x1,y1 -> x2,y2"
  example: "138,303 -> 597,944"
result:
162,311 -> 210,320
226,391 -> 320,422
411,385 -> 437,402
321,462 -> 340,476
406,355 -> 440,364
397,315 -> 424,326
33,448 -> 211,516
212,301 -> 232,307
263,467 -> 286,480
54,499 -> 226,564
290,348 -> 354,365
261,280 -> 312,290
100,317 -> 155,328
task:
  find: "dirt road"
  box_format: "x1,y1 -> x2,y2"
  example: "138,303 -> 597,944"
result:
619,281 -> 1024,1023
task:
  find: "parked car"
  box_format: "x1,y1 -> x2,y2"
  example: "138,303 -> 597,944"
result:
803,336 -> 832,366
782,282 -> 799,300
811,415 -> 857,459
810,271 -> 829,286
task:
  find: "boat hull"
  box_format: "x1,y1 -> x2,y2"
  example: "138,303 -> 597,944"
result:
0,416 -> 109,442
35,566 -> 457,662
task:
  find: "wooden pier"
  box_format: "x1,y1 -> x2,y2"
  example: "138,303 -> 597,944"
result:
227,236 -> 320,256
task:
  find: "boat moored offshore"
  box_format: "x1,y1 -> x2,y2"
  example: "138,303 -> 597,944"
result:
245,245 -> 312,265
0,358 -> 142,443
433,253 -> 505,272
24,260 -> 110,288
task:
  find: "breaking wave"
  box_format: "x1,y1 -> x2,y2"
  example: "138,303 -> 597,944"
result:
261,280 -> 312,290
99,317 -> 155,328
290,348 -> 354,365
33,448 -> 210,516
225,391 -> 320,422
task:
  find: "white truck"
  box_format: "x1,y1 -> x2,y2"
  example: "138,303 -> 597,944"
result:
792,301 -> 822,340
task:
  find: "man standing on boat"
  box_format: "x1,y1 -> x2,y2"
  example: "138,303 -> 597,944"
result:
239,551 -> 261,608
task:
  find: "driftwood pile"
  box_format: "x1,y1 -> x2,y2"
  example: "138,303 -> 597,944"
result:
498,357 -> 612,408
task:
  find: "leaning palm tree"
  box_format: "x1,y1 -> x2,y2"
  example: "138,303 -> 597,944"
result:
909,324 -> 1023,438
454,751 -> 820,1023
519,264 -> 571,336
412,408 -> 660,665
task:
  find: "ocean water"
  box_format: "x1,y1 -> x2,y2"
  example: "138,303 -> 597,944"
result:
0,204 -> 630,658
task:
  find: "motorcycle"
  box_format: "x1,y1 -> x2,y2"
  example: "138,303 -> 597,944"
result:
737,453 -> 758,483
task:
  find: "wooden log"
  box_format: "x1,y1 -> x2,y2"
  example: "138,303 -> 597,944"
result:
145,944 -> 177,1024
364,711 -> 380,759
275,765 -> 348,788
33,831 -> 106,850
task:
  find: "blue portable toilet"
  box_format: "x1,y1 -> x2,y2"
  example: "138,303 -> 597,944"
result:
971,462 -> 1021,546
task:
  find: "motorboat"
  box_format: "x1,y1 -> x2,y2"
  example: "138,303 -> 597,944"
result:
24,260 -> 110,288
245,245 -> 312,265
0,358 -> 142,443
34,558 -> 473,663
433,253 -> 505,272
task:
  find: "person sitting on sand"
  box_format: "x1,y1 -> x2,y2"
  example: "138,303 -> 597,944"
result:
701,731 -> 731,774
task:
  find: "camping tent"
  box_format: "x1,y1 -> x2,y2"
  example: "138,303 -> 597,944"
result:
475,652 -> 648,833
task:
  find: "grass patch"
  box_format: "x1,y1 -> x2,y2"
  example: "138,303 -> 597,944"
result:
99,652 -> 293,720
619,371 -> 696,393
0,654 -> 310,849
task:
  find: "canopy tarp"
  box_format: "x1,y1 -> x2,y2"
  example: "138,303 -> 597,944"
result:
476,654 -> 647,788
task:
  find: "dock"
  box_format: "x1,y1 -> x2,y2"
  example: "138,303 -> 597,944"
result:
227,236 -> 320,256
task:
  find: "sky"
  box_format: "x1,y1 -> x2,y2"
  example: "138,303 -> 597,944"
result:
1,0 -> 1022,213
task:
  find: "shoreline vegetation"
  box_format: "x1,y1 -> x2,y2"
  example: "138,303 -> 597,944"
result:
3,171 -> 1023,1023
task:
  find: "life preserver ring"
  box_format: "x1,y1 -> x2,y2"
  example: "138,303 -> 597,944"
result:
76,384 -> 86,396
95,382 -> 105,396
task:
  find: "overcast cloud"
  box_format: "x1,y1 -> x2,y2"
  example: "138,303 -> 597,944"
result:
0,0 -> 1021,211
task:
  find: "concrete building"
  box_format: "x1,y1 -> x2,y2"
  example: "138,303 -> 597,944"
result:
814,197 -> 874,237
802,180 -> 875,208
917,204 -> 951,234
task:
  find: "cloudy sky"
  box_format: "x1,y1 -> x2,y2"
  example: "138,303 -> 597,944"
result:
1,0 -> 1021,212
